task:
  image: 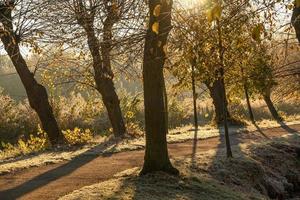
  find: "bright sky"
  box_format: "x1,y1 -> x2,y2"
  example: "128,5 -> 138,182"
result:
175,0 -> 208,9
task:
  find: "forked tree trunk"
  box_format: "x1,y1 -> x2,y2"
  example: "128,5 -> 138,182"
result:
0,4 -> 62,144
140,0 -> 178,175
206,79 -> 231,124
74,1 -> 126,137
263,92 -> 282,122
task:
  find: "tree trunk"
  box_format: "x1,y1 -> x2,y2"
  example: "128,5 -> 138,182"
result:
74,1 -> 126,137
163,78 -> 169,133
217,19 -> 232,158
0,4 -> 61,144
241,67 -> 255,124
140,0 -> 178,175
263,93 -> 282,122
292,6 -> 300,43
191,63 -> 198,130
206,79 -> 231,125
244,83 -> 255,124
87,30 -> 126,138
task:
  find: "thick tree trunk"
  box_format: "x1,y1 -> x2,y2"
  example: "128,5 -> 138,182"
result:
74,1 -> 126,137
163,78 -> 169,133
87,29 -> 126,138
206,79 -> 231,125
0,4 -> 61,144
140,0 -> 178,175
263,93 -> 282,122
292,6 -> 300,43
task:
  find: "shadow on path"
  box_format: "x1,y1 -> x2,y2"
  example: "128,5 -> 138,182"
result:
0,137 -> 117,200
253,123 -> 270,139
278,121 -> 299,134
191,128 -> 198,167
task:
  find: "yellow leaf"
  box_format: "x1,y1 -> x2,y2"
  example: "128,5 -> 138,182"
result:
153,4 -> 161,17
152,22 -> 159,34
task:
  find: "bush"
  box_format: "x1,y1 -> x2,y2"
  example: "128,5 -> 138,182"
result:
0,89 -> 38,146
0,125 -> 49,158
63,127 -> 93,145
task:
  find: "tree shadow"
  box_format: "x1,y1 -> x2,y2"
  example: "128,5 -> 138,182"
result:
277,121 -> 299,134
99,170 -> 244,200
253,122 -> 270,139
0,145 -> 90,166
191,128 -> 198,168
0,136 -> 119,200
205,123 -> 266,188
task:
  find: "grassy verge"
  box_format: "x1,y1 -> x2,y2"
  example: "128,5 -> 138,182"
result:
1,120 -> 299,175
60,134 -> 300,200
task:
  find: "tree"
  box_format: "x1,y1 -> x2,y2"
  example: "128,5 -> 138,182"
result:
0,0 -> 62,144
140,0 -> 179,175
248,44 -> 283,122
41,0 -> 145,137
72,0 -> 126,137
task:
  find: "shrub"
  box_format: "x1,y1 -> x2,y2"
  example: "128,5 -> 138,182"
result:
63,127 -> 93,145
0,125 -> 49,158
0,89 -> 38,146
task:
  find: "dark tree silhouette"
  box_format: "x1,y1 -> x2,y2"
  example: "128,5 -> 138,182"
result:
140,0 -> 179,175
0,0 -> 62,144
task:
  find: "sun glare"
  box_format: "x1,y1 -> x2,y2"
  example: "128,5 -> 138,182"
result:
177,0 -> 207,9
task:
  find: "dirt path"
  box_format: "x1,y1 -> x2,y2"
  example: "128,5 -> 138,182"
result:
0,124 -> 299,200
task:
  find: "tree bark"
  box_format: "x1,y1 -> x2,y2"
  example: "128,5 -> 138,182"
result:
244,83 -> 255,124
263,92 -> 282,122
0,3 -> 62,144
216,19 -> 232,158
74,1 -> 126,137
140,0 -> 178,175
191,63 -> 198,130
241,67 -> 255,124
292,5 -> 300,43
163,78 -> 169,133
206,79 -> 231,125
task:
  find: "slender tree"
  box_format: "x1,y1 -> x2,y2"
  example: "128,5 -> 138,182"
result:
0,0 -> 62,144
216,17 -> 232,158
140,0 -> 179,175
191,58 -> 198,130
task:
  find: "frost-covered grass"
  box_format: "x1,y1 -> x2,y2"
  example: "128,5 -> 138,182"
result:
60,134 -> 300,200
1,120 -> 299,175
59,168 -> 261,200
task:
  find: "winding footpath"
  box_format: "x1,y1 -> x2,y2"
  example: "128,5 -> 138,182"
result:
0,124 -> 299,200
